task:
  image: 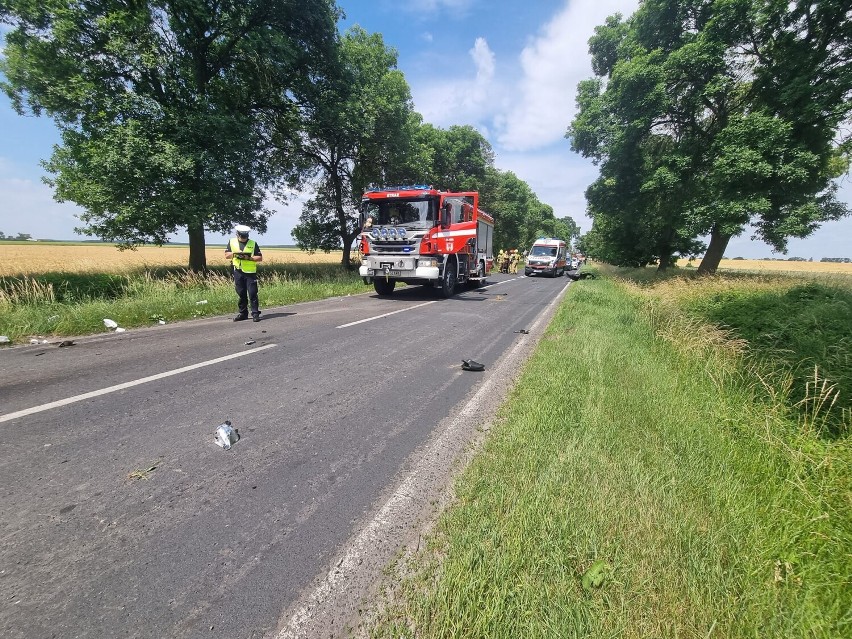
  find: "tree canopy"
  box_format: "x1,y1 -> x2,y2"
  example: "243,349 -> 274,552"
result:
0,0 -> 339,270
568,0 -> 852,273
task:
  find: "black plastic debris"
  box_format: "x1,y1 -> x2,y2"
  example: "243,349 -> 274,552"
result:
461,359 -> 485,372
514,329 -> 529,334
567,272 -> 596,281
58,340 -> 75,347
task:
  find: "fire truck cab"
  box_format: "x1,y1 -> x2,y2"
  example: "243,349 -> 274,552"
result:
358,185 -> 494,298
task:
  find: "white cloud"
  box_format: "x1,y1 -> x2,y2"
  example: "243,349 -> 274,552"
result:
470,37 -> 495,81
410,37 -> 500,129
465,37 -> 495,109
496,0 -> 639,151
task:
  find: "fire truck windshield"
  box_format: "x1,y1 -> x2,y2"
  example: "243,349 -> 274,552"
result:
361,198 -> 437,229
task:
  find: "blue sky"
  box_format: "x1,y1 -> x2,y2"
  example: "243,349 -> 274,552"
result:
1,0 -> 850,258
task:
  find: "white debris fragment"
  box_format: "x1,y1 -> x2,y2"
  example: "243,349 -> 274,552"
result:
103,319 -> 118,329
196,300 -> 208,305
0,336 -> 10,344
214,422 -> 239,450
158,320 -> 166,325
114,327 -> 127,333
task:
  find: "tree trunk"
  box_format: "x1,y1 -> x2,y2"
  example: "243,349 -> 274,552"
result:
340,229 -> 351,268
188,223 -> 207,272
341,240 -> 352,269
330,167 -> 356,270
696,224 -> 731,275
657,253 -> 672,271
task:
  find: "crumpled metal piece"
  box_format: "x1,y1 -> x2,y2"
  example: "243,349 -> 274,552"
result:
214,421 -> 240,450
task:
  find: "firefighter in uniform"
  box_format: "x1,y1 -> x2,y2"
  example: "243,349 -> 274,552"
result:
225,225 -> 263,322
509,249 -> 519,274
497,249 -> 506,274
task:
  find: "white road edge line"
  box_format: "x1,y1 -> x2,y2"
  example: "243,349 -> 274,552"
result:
276,279 -> 572,638
336,300 -> 437,328
0,344 -> 277,424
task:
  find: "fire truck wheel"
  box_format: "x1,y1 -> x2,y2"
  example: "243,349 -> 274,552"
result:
440,261 -> 457,298
373,279 -> 396,296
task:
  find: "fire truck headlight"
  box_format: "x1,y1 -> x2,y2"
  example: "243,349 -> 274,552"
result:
389,228 -> 398,239
396,227 -> 407,239
419,258 -> 437,268
380,228 -> 388,239
371,228 -> 380,240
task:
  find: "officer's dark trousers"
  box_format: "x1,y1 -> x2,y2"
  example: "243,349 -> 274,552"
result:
233,269 -> 260,317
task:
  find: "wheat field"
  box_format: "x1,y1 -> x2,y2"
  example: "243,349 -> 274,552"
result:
678,258 -> 852,274
2,243 -> 850,277
0,243 -> 343,276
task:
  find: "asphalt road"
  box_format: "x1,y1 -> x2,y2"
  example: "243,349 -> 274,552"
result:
0,272 -> 572,639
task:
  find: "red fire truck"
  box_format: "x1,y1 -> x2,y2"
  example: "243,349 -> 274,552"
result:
358,185 -> 494,297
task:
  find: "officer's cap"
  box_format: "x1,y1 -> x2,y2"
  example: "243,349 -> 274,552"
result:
235,224 -> 251,235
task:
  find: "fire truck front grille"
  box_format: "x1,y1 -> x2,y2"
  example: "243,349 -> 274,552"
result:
371,241 -> 417,253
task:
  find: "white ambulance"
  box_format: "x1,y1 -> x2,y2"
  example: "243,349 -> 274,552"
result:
524,237 -> 567,277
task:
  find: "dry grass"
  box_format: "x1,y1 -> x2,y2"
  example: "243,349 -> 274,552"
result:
678,258 -> 852,274
0,243 -> 343,276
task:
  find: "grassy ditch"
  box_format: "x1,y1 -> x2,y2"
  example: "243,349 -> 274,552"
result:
0,263 -> 366,343
364,269 -> 851,638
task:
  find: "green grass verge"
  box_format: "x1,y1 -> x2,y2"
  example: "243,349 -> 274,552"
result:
365,274 -> 851,638
0,264 -> 367,342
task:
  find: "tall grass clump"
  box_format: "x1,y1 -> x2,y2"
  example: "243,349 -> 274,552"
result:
0,263 -> 366,343
364,272 -> 851,639
617,268 -> 852,438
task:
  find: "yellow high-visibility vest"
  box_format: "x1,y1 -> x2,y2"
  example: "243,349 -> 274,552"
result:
230,238 -> 257,273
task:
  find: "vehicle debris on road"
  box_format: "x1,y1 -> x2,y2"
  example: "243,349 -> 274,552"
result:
214,421 -> 240,450
461,359 -> 485,372
127,465 -> 158,481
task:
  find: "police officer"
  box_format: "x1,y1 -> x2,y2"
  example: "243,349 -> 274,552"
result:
225,225 -> 263,322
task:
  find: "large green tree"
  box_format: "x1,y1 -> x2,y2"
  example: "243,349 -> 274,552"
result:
568,0 -> 852,274
0,0 -> 338,270
289,26 -> 415,268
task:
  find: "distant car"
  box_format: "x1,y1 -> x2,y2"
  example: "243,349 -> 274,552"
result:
569,258 -> 580,270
